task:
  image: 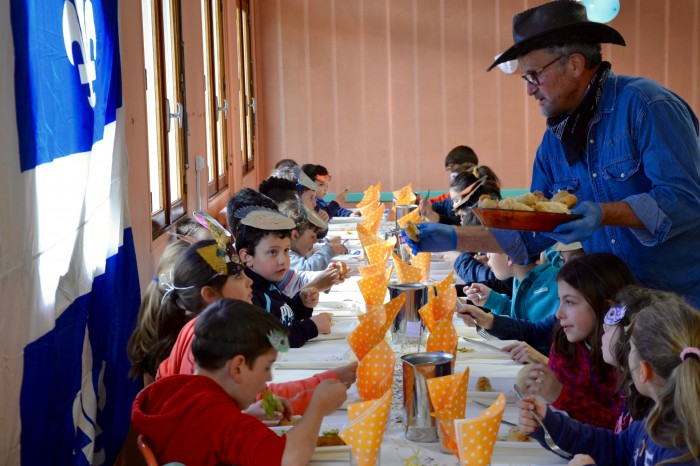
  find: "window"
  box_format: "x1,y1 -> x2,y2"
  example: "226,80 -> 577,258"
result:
202,0 -> 229,197
142,0 -> 188,238
236,0 -> 256,173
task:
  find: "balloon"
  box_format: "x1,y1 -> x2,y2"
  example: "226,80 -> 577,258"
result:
582,0 -> 620,24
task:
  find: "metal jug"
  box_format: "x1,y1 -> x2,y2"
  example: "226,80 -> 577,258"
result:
400,351 -> 454,442
395,204 -> 418,262
387,282 -> 428,352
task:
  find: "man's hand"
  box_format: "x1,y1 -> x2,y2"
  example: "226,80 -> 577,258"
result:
545,201 -> 602,244
401,223 -> 457,254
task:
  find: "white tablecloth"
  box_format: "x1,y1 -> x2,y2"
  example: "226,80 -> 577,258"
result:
274,218 -> 566,465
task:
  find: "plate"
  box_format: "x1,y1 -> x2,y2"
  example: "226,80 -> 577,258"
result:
310,318 -> 359,341
491,440 -> 567,464
462,336 -> 519,351
471,207 -> 581,232
269,424 -> 351,461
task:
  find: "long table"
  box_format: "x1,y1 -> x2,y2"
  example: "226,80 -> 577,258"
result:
271,217 -> 567,465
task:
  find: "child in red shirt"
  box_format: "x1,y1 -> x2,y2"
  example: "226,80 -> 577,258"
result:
132,299 -> 347,466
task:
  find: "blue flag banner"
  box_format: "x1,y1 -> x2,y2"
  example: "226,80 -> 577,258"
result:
2,0 -> 141,464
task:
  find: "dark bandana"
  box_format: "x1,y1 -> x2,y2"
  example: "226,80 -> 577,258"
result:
547,61 -> 612,165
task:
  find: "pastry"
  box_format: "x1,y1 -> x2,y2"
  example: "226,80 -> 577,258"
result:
316,429 -> 347,447
404,221 -> 420,242
506,426 -> 531,442
336,261 -> 349,276
475,376 -> 493,392
551,190 -> 578,208
534,200 -> 570,214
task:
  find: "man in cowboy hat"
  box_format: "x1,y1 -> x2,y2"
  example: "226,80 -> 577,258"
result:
404,0 -> 700,307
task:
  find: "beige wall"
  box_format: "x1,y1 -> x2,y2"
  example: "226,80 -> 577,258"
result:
123,0 -> 700,289
255,0 -> 700,193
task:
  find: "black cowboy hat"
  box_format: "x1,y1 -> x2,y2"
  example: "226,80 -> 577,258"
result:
487,0 -> 625,71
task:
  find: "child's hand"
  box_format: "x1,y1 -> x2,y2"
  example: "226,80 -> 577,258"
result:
516,395 -> 547,434
308,267 -> 340,292
503,342 -> 548,365
438,251 -> 461,266
456,304 -> 494,329
464,283 -> 491,306
524,363 -> 562,403
418,197 -> 439,222
317,210 -> 330,222
311,379 -> 348,415
245,396 -> 294,421
568,454 -> 596,466
326,237 -> 348,256
310,312 -> 332,334
332,361 -> 358,387
300,286 -> 319,308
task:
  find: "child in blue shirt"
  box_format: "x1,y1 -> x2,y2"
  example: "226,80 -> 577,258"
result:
226,190 -> 332,347
302,164 -> 357,219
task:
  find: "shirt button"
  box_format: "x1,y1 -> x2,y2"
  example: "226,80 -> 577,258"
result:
593,173 -> 598,178
611,239 -> 616,245
589,139 -> 595,144
620,173 -> 625,178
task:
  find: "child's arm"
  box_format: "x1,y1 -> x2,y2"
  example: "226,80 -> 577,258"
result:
290,246 -> 335,272
263,369 -> 341,414
280,380 -> 347,466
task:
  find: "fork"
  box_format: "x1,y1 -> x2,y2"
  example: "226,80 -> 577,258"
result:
476,326 -> 500,342
513,385 -> 573,459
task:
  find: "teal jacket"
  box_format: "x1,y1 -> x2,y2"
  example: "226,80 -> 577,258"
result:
483,262 -> 559,323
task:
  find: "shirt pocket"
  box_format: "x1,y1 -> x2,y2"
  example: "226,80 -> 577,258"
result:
602,155 -> 642,182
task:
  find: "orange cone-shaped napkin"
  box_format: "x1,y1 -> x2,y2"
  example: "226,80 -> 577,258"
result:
397,207 -> 423,229
339,390 -> 392,466
392,184 -> 416,209
427,313 -> 458,357
377,292 -> 406,336
364,236 -> 396,265
427,368 -> 471,456
358,262 -> 387,278
357,183 -> 382,209
356,340 -> 395,400
357,223 -> 384,250
408,250 -> 431,283
360,204 -> 385,235
357,268 -> 391,306
418,299 -> 438,333
430,271 -> 457,322
454,394 -> 507,465
391,253 -> 422,283
347,308 -> 386,361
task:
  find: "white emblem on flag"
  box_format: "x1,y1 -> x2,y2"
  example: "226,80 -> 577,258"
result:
62,0 -> 98,107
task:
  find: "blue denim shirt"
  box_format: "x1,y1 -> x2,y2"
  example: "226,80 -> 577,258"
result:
492,72 -> 700,307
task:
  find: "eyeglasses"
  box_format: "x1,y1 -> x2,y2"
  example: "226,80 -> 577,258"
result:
521,55 -> 565,86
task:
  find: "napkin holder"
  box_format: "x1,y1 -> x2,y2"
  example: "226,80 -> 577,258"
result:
387,282 -> 427,352
400,351 -> 453,442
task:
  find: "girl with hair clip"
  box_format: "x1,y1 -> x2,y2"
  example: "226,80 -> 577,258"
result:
127,239 -> 191,385
458,253 -> 637,429
517,292 -> 700,466
156,214 -> 356,415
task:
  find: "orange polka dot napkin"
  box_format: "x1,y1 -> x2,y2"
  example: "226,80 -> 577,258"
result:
391,253 -> 422,284
356,223 -> 384,251
357,268 -> 391,306
358,262 -> 387,278
427,368 -> 471,457
364,236 -> 396,265
454,393 -> 507,465
357,183 -> 382,209
408,250 -> 431,283
430,271 -> 457,322
360,204 -> 385,235
356,340 -> 395,400
427,313 -> 458,357
339,389 -> 392,466
396,206 -> 423,229
347,308 -> 386,361
348,293 -> 405,360
418,300 -> 437,333
392,184 -> 416,210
